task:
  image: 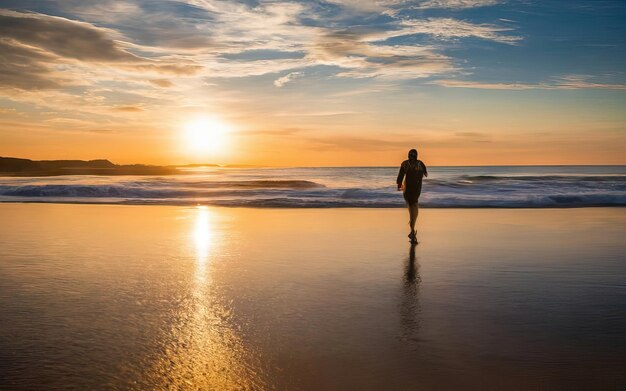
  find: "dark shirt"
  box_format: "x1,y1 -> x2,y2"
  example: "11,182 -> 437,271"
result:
397,159 -> 427,197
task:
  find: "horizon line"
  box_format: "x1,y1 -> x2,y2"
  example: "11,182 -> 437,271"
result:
2,156 -> 625,169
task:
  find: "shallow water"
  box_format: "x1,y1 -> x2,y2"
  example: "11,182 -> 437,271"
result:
1,165 -> 625,207
0,204 -> 625,390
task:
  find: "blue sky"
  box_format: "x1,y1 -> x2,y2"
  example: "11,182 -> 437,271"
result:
0,0 -> 624,165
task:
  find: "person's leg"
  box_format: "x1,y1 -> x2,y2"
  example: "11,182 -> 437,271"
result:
414,202 -> 419,235
408,202 -> 418,236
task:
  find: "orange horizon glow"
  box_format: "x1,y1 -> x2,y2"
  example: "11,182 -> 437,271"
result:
0,4 -> 624,167
1,122 -> 624,167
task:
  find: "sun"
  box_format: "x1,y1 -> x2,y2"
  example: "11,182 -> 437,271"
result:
183,116 -> 231,155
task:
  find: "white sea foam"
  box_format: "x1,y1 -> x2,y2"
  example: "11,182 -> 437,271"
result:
0,166 -> 624,207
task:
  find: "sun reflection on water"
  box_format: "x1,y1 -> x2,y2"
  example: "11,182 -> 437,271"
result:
144,206 -> 264,390
193,206 -> 213,282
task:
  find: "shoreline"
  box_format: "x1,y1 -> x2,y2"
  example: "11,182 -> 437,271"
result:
1,200 -> 626,209
1,166 -> 623,209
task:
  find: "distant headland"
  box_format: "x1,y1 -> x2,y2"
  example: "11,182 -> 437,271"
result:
0,157 -> 215,176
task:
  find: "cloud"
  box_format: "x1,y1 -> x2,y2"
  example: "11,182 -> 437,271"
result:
204,58 -> 313,78
307,135 -> 414,151
373,17 -> 521,44
454,131 -> 492,142
0,40 -> 71,90
240,127 -> 303,136
555,75 -> 626,90
0,2 -> 521,91
433,80 -> 540,89
313,28 -> 454,79
0,9 -> 201,91
416,0 -> 502,9
154,1 -> 519,82
199,13 -> 516,80
112,106 -> 144,112
274,72 -> 304,87
187,1 -> 315,53
57,0 -> 215,49
432,75 -> 626,90
0,0 -> 528,119
323,0 -> 503,14
0,10 -> 139,62
129,63 -> 201,76
273,110 -> 360,117
149,79 -> 174,88
330,83 -> 400,96
186,2 -> 515,80
321,0 -> 397,12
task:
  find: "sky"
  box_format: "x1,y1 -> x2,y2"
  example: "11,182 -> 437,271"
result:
0,0 -> 625,166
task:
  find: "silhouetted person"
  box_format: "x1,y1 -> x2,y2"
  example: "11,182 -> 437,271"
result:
397,149 -> 428,243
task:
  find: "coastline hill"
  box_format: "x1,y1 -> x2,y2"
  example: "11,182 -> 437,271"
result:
0,157 -> 180,176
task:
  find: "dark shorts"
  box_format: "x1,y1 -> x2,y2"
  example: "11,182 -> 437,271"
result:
403,191 -> 419,205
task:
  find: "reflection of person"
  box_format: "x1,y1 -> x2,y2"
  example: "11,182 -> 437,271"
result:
405,242 -> 418,283
397,149 -> 428,243
400,242 -> 420,342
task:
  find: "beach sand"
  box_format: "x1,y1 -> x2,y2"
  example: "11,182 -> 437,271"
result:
1,204 -> 625,390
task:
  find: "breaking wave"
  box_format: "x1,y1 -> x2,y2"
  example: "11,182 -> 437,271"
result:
0,167 -> 625,208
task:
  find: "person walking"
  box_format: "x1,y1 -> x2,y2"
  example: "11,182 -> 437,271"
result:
397,149 -> 428,243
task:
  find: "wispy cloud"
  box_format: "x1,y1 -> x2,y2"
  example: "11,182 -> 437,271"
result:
391,17 -> 521,44
112,106 -> 144,112
312,28 -> 455,79
274,72 -> 304,87
239,127 -> 304,136
148,79 -> 174,88
273,110 -> 360,117
433,75 -> 626,90
0,1 -> 524,97
63,0 -> 214,50
454,131 -> 493,143
182,1 -> 520,80
306,135 -> 419,151
416,0 -> 502,9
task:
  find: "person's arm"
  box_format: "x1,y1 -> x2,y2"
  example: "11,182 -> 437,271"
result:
397,162 -> 406,190
421,161 -> 428,177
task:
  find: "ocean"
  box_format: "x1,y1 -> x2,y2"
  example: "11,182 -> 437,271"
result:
1,165 -> 625,207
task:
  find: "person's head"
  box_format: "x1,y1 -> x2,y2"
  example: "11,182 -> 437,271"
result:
408,149 -> 418,161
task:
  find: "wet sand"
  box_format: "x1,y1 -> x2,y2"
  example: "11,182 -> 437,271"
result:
1,204 -> 625,390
